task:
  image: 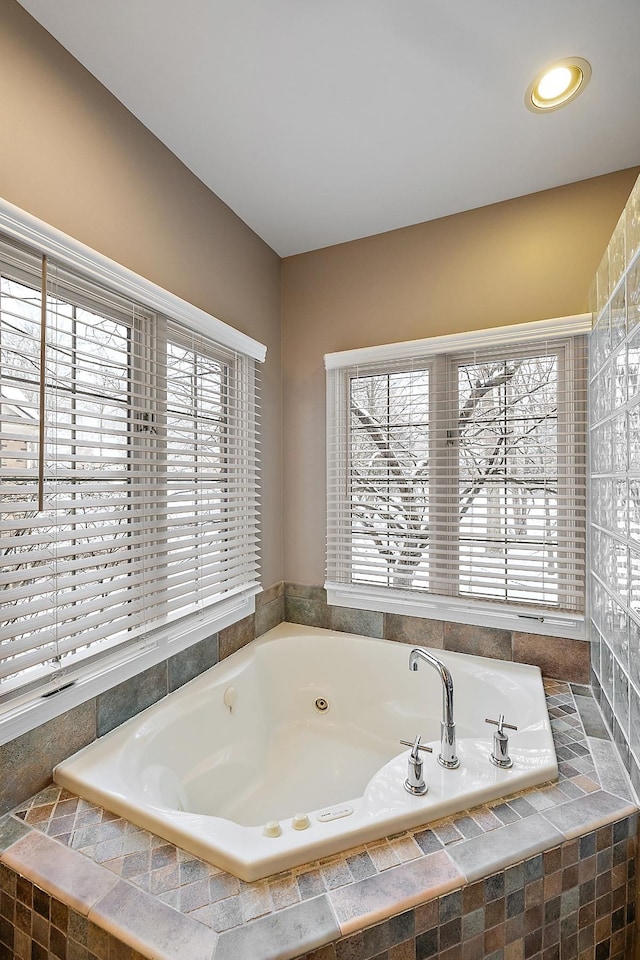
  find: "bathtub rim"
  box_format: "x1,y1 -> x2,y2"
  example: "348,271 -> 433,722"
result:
53,622 -> 558,881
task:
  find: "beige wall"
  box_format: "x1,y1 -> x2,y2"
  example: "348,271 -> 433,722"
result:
282,168 -> 640,585
0,0 -> 283,586
2,0 -> 640,601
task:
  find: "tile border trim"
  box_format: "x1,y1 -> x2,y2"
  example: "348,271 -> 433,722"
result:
1,788 -> 637,958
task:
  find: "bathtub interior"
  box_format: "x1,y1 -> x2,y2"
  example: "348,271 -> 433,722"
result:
139,649 -> 444,826
123,629 -> 546,825
54,623 -> 558,880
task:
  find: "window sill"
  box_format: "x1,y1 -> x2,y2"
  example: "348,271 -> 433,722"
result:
325,582 -> 587,641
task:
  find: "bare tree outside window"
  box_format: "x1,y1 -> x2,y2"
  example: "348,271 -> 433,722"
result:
345,345 -> 584,612
456,354 -> 561,604
350,367 -> 430,590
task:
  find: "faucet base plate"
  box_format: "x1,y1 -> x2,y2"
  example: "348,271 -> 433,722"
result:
404,779 -> 428,796
490,754 -> 513,769
438,756 -> 460,769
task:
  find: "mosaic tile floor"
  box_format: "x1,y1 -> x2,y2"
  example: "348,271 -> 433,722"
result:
12,679 -> 627,939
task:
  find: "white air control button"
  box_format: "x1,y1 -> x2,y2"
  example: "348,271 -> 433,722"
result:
316,805 -> 354,823
291,813 -> 310,830
263,821 -> 282,838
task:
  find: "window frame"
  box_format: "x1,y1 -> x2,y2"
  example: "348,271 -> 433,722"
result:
325,315 -> 591,641
0,198 -> 265,745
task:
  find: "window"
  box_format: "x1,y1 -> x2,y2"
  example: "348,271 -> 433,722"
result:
0,206 -> 264,736
326,319 -> 588,638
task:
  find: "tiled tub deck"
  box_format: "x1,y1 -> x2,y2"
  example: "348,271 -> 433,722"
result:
0,681 -> 637,960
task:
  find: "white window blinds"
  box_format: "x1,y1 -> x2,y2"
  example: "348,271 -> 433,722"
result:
0,237 -> 261,705
326,322 -> 588,633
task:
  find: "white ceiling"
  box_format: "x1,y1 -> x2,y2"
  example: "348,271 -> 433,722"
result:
16,0 -> 640,257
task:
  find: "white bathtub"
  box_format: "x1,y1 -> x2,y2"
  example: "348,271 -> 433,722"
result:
54,623 -> 558,881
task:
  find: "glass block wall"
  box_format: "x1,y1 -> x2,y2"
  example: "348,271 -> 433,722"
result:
590,173 -> 640,798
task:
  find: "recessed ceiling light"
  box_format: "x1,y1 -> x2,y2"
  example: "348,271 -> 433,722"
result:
525,57 -> 592,113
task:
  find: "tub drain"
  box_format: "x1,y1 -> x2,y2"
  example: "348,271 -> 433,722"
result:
314,697 -> 329,713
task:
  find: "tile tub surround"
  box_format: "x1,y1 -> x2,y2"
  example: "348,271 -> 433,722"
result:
283,583 -> 591,684
0,682 -> 637,960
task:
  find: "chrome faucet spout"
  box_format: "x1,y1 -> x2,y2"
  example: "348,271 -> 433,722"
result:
409,647 -> 459,769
